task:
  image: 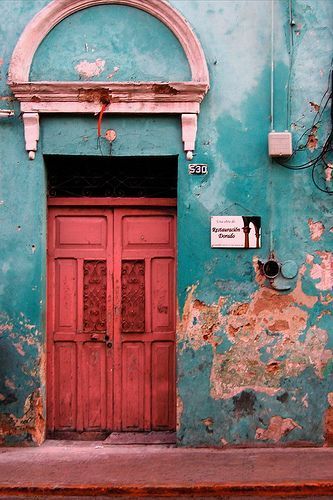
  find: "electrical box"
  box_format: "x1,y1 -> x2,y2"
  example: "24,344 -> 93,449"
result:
268,131 -> 292,157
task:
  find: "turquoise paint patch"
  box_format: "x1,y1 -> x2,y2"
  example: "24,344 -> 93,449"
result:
30,5 -> 190,82
323,360 -> 333,378
215,333 -> 233,354
0,0 -> 50,96
41,115 -> 182,157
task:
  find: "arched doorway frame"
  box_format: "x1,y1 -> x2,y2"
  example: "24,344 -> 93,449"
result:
8,0 -> 209,160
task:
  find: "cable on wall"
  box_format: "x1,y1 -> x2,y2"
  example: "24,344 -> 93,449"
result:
270,0 -> 275,132
274,62 -> 333,194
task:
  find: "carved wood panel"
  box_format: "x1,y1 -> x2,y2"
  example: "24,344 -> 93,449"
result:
121,261 -> 145,333
83,260 -> 107,333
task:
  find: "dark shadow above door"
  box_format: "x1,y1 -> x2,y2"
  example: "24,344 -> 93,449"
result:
45,155 -> 178,198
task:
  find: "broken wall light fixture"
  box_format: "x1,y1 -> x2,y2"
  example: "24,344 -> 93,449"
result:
0,109 -> 15,117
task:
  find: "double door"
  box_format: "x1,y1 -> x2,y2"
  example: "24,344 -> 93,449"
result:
47,204 -> 176,434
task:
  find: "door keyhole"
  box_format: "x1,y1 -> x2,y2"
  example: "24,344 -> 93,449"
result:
104,334 -> 112,348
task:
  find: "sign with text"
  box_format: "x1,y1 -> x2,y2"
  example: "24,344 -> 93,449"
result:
211,216 -> 261,248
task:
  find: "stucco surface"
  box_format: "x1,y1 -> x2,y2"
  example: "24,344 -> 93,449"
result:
30,4 -> 191,82
0,0 -> 332,446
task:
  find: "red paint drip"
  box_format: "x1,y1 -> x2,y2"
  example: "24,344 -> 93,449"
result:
97,104 -> 107,137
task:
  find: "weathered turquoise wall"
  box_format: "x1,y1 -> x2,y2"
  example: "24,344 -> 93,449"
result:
30,4 -> 191,82
0,0 -> 332,446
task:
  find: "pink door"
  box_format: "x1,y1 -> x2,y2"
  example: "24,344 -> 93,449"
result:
47,203 -> 176,436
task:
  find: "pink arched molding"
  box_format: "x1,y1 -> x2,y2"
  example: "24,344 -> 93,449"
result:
8,0 -> 209,160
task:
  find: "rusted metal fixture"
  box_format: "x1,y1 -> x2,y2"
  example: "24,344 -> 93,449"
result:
0,109 -> 14,117
259,253 -> 298,291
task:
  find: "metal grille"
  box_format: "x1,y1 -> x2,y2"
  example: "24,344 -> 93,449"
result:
46,155 -> 177,198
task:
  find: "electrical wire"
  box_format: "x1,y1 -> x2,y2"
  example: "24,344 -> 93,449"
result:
273,64 -> 333,193
270,0 -> 275,131
286,0 -> 294,129
312,163 -> 333,194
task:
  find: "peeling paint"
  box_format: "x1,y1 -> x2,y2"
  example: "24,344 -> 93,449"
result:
178,284 -> 224,350
0,311 -> 45,445
13,343 -> 25,357
176,393 -> 183,432
325,163 -> 332,182
0,389 -> 45,445
75,59 -> 105,79
178,264 -> 329,401
328,393 -> 333,407
309,251 -> 333,291
201,417 -> 214,433
309,101 -> 320,112
233,391 -> 256,418
255,416 -> 302,443
308,219 -> 325,241
78,88 -> 111,105
325,393 -> 333,446
306,125 -> 318,151
302,394 -> 309,408
5,379 -> 16,391
107,66 -> 119,79
152,84 -> 179,95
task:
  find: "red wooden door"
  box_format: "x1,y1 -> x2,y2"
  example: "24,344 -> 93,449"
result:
47,203 -> 176,435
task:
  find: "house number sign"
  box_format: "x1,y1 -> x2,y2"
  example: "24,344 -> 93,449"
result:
211,216 -> 261,249
188,164 -> 208,175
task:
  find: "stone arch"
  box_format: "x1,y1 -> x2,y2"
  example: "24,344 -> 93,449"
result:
8,0 -> 209,159
9,0 -> 209,84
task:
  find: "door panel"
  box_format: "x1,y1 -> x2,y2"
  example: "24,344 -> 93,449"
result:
151,341 -> 175,430
121,342 -> 145,430
55,259 -> 77,331
54,342 -> 77,430
47,204 -> 176,435
55,216 -> 107,248
82,342 -> 107,430
151,258 -> 175,332
122,216 -> 174,248
48,208 -> 113,434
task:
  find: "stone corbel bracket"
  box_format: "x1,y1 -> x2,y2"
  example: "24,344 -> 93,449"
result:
8,0 -> 210,160
22,113 -> 39,160
182,114 -> 198,161
11,82 -> 207,161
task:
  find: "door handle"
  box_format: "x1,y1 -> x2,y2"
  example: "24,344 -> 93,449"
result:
106,341 -> 113,349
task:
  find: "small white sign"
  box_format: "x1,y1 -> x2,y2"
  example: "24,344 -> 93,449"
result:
211,216 -> 261,249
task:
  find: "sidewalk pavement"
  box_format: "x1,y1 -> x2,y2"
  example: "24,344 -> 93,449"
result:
0,441 -> 333,498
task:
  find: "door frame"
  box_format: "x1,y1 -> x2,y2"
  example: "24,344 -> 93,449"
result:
48,198 -> 177,208
46,196 -> 177,437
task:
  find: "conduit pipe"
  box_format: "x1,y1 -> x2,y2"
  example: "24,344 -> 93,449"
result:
270,0 -> 275,132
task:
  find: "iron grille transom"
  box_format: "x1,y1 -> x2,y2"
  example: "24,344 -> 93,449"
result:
46,155 -> 177,198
